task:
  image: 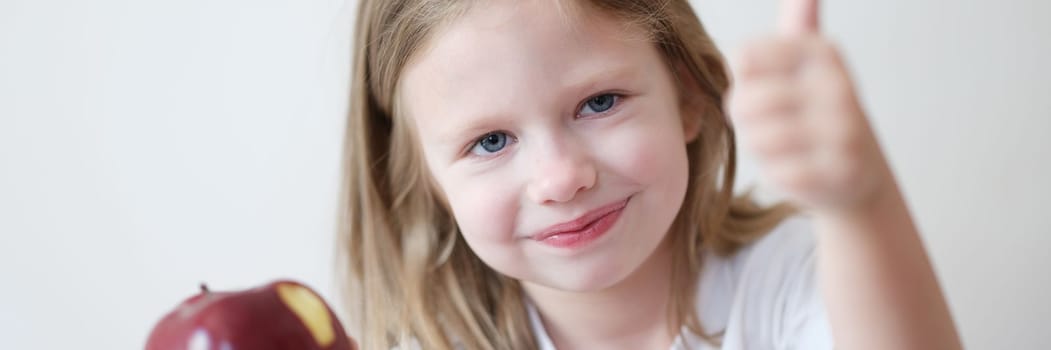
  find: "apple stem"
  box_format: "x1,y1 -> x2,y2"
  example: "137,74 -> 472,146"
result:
200,283 -> 210,294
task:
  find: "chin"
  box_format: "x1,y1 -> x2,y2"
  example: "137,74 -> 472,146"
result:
542,257 -> 638,293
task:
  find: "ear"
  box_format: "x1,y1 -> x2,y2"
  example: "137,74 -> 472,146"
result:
674,62 -> 704,143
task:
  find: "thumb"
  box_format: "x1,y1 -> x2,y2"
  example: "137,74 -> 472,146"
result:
778,0 -> 820,35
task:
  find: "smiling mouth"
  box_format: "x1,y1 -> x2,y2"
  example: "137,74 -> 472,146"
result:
529,197 -> 630,248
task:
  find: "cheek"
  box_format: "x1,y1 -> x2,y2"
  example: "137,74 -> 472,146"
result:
444,174 -> 536,279
601,113 -> 690,188
439,171 -> 524,267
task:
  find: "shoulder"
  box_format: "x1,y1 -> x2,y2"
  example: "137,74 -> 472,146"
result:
699,215 -> 818,302
736,214 -> 817,273
693,215 -> 834,349
695,215 -> 816,321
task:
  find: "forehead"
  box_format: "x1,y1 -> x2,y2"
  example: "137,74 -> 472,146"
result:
398,0 -> 664,139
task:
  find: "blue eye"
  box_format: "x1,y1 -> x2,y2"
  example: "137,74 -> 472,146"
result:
470,132 -> 510,155
580,93 -> 618,116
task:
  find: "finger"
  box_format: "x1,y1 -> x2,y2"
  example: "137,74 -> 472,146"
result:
761,155 -> 822,205
778,0 -> 820,35
733,37 -> 805,80
744,116 -> 812,161
727,78 -> 800,124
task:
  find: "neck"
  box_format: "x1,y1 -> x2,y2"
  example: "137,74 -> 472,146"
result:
522,239 -> 677,350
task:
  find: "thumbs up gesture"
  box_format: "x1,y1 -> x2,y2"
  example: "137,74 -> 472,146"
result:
727,0 -> 889,214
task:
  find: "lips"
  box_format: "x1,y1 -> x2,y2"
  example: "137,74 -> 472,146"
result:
530,198 -> 630,243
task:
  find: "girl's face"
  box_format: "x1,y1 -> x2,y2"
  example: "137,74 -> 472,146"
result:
400,1 -> 696,292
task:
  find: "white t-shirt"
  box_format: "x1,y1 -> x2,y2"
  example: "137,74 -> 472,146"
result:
526,216 -> 835,349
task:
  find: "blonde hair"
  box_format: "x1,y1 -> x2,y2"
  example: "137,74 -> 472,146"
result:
337,0 -> 794,349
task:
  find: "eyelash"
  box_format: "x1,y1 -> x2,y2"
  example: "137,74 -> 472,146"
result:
463,91 -> 627,158
468,131 -> 516,157
576,92 -> 625,118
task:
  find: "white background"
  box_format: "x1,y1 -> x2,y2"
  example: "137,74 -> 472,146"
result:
1,0 -> 1048,348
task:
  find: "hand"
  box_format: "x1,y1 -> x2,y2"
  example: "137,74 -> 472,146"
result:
726,0 -> 891,214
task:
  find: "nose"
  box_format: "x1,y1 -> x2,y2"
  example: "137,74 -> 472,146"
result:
525,137 -> 597,204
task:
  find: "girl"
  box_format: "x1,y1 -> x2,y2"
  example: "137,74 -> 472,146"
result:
338,0 -> 962,349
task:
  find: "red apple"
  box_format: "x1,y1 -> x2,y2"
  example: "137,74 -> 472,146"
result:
146,280 -> 357,350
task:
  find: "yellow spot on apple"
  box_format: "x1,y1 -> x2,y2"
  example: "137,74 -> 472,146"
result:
277,283 -> 335,347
